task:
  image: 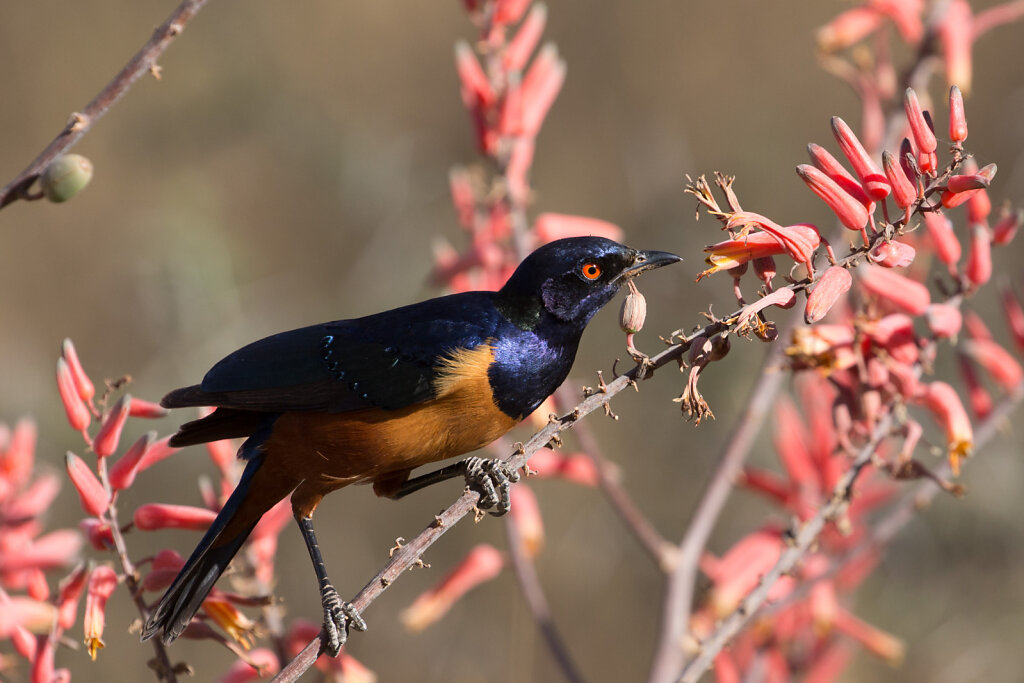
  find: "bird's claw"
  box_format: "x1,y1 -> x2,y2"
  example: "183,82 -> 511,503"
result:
320,584 -> 367,657
464,456 -> 520,516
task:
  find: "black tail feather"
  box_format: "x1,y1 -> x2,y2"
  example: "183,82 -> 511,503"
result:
168,408 -> 266,448
141,451 -> 268,645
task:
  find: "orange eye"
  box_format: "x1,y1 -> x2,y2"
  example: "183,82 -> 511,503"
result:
581,262 -> 602,280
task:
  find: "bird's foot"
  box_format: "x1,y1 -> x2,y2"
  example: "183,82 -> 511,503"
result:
320,584 -> 367,657
463,456 -> 520,516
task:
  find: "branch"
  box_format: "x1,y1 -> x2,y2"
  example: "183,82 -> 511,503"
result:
504,515 -> 587,683
0,0 -> 212,211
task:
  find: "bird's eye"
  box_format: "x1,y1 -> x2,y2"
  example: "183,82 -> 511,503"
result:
581,262 -> 602,280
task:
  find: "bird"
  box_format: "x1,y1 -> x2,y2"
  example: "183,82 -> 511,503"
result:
141,236 -> 680,656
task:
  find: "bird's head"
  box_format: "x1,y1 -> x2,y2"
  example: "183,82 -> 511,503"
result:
497,237 -> 681,328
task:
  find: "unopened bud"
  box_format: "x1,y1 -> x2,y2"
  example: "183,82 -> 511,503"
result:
619,281 -> 647,334
40,154 -> 93,203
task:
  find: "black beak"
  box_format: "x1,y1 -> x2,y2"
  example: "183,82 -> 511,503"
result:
615,249 -> 683,282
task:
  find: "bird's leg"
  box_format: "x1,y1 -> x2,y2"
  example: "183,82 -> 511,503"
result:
390,457 -> 520,515
296,515 -> 367,657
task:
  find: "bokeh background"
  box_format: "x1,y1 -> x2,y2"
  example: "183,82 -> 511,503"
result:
1,1 -> 1023,681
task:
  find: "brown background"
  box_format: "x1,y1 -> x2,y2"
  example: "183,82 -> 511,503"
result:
1,1 -> 1023,681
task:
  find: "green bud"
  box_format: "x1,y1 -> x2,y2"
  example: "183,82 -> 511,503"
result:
40,154 -> 93,203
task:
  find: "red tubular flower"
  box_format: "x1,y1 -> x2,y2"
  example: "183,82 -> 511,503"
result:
61,339 -> 94,404
949,85 -> 968,143
1000,286 -> 1024,350
0,596 -> 58,639
454,41 -> 495,109
962,339 -> 1024,391
941,163 -> 996,208
868,313 -> 919,365
520,44 -> 566,137
108,430 -> 156,491
805,266 -> 852,324
816,7 -> 884,51
834,607 -> 905,665
533,213 -> 624,244
701,232 -> 795,279
128,397 -> 168,419
134,503 -> 218,531
871,0 -> 925,42
92,394 -> 131,458
923,211 -> 961,268
400,544 -> 505,631
925,303 -> 962,339
958,354 -> 993,419
4,472 -> 59,521
498,70 -> 523,136
867,239 -> 916,268
83,565 -> 117,660
772,396 -> 817,494
992,208 -> 1022,246
807,143 -> 875,210
725,212 -> 820,266
831,116 -> 890,200
938,0 -> 973,95
510,485 -> 544,557
857,264 -> 930,315
2,417 -> 37,491
504,3 -> 546,72
56,562 -> 89,630
701,527 -> 791,617
65,452 -> 109,516
918,381 -> 973,474
965,223 -> 992,288
494,0 -> 530,25
56,358 -> 90,432
882,150 -> 917,209
202,596 -> 257,649
136,434 -> 180,472
218,649 -> 280,683
796,163 -> 869,233
902,88 -> 936,154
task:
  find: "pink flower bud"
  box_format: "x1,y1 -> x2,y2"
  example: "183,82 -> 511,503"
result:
938,0 -> 973,95
0,596 -> 58,639
108,431 -> 156,491
941,163 -> 997,208
1000,286 -> 1024,350
918,381 -> 973,474
510,485 -> 544,558
56,358 -> 90,432
701,528 -> 790,617
796,163 -> 870,233
923,212 -> 961,268
834,608 -> 905,665
772,395 -> 816,489
882,150 -> 917,210
948,85 -> 968,143
831,116 -> 890,200
805,266 -> 852,324
400,544 -> 505,631
128,397 -> 168,419
867,239 -> 916,268
4,472 -> 59,521
963,339 -> 1023,391
65,452 -> 109,516
454,41 -> 495,109
858,264 -> 930,315
31,633 -> 54,683
816,7 -> 883,51
2,417 -> 37,491
134,503 -> 218,531
61,338 -> 95,403
965,223 -> 992,288
925,303 -> 962,339
83,565 -> 117,660
521,44 -> 566,138
504,3 -> 546,72
494,0 -> 530,25
534,213 -> 624,244
903,88 -> 937,154
992,207 -> 1022,246
57,562 -> 90,630
136,434 -> 180,472
964,310 -> 993,342
725,212 -> 820,266
807,143 -> 875,210
79,519 -> 113,551
868,313 -> 918,365
92,394 -> 131,458
918,150 -> 938,175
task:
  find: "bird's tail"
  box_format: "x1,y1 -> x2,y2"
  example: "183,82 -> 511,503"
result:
141,435 -> 294,645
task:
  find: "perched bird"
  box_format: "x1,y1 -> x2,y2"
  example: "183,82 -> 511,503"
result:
141,236 -> 680,655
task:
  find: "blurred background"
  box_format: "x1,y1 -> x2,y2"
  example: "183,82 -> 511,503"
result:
1,1 -> 1023,681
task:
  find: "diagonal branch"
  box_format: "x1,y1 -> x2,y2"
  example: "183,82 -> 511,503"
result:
0,0 -> 212,211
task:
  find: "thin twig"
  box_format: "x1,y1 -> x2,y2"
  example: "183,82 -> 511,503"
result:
0,0 -> 212,210
676,414 -> 894,683
504,514 -> 588,683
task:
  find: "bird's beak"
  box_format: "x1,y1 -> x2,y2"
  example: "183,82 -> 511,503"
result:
615,249 -> 683,282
